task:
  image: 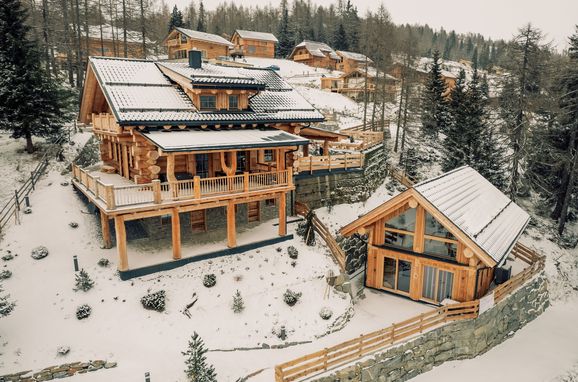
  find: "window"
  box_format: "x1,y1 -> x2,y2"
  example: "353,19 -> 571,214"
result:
383,207 -> 416,251
383,258 -> 396,289
199,95 -> 217,111
180,34 -> 188,44
236,151 -> 247,172
422,266 -> 454,303
248,45 -> 256,54
424,239 -> 457,259
424,212 -> 458,260
385,208 -> 416,232
384,231 -> 414,250
174,49 -> 187,59
397,260 -> 412,293
265,198 -> 276,206
195,153 -> 209,178
382,257 -> 412,293
264,149 -> 274,162
228,95 -> 239,110
425,212 -> 456,240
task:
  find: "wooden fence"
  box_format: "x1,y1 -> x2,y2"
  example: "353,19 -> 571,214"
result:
274,242 -> 545,381
328,131 -> 384,151
0,127 -> 72,234
295,202 -> 346,271
386,163 -> 417,188
294,153 -> 363,174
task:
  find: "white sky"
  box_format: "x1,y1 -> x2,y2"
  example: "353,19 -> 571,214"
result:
168,0 -> 577,50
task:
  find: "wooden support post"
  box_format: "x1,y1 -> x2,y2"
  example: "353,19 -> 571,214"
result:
288,167 -> 293,187
227,201 -> 236,248
167,153 -> 177,199
193,176 -> 201,199
105,185 -> 116,209
100,210 -> 112,249
114,215 -> 128,271
171,208 -> 181,260
243,172 -> 249,192
122,144 -> 129,177
278,192 -> 287,236
152,179 -> 161,204
323,140 -> 329,156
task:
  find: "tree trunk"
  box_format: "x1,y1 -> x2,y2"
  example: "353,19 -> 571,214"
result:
62,0 -> 75,86
399,83 -> 411,164
557,131 -> 577,234
25,131 -> 34,154
362,57 -> 369,129
139,0 -> 146,58
73,0 -> 83,87
98,0 -> 105,55
122,0 -> 128,58
41,0 -> 51,75
394,75 -> 405,153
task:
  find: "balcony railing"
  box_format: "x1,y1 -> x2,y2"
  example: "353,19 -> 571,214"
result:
72,164 -> 293,210
92,113 -> 123,135
294,153 -> 363,174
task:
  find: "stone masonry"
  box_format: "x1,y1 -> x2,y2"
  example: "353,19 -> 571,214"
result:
0,360 -> 117,382
312,272 -> 549,382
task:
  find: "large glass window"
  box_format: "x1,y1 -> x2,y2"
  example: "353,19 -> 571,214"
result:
383,258 -> 396,289
421,265 -> 454,303
236,151 -> 247,172
397,260 -> 412,293
200,95 -> 217,110
437,270 -> 454,302
384,231 -> 414,250
264,149 -> 274,162
425,212 -> 456,240
424,239 -> 457,259
422,266 -> 437,300
195,154 -> 209,178
385,208 -> 416,232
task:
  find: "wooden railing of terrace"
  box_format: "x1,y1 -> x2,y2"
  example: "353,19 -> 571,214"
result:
274,243 -> 545,382
386,163 -> 417,188
294,153 -> 363,174
328,131 -> 383,151
72,164 -> 292,211
295,202 -> 346,271
92,113 -> 122,135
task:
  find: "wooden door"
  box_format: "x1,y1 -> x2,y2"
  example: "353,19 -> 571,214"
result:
247,201 -> 260,222
190,210 -> 207,233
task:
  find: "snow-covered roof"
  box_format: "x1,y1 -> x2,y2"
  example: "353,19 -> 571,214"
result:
87,24 -> 155,44
87,56 -> 324,125
142,128 -> 308,152
414,166 -> 530,265
337,50 -> 373,63
174,27 -> 233,47
344,67 -> 398,81
293,41 -> 340,61
234,30 -> 278,43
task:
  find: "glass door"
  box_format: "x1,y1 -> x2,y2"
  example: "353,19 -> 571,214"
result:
382,257 -> 412,295
421,265 -> 454,303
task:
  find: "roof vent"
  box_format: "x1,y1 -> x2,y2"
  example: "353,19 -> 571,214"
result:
188,50 -> 202,69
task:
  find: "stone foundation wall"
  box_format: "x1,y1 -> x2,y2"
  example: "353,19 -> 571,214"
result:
313,272 -> 550,382
295,145 -> 387,209
0,360 -> 117,382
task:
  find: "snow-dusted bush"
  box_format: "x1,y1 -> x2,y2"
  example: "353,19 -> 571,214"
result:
57,346 -> 70,355
76,304 -> 92,320
290,260 -> 297,267
23,207 -> 32,214
69,222 -> 79,228
141,290 -> 166,312
319,307 -> 333,320
97,258 -> 110,267
0,284 -> 15,317
1,254 -> 14,261
0,270 -> 12,280
203,274 -> 216,288
183,332 -> 217,382
287,246 -> 299,259
272,325 -> 288,340
74,269 -> 94,292
231,290 -> 244,313
31,246 -> 49,260
283,289 -> 302,306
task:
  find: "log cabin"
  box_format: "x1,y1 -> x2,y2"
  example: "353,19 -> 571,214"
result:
340,166 -> 530,304
74,51 -> 339,277
288,41 -> 340,70
164,27 -> 233,60
320,67 -> 399,101
230,30 -> 278,58
336,50 -> 373,73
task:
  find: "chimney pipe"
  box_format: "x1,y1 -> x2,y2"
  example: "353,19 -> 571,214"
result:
188,50 -> 202,69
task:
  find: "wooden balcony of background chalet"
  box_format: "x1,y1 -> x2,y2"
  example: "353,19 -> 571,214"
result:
166,38 -> 180,47
293,153 -> 363,174
92,113 -> 123,135
327,131 -> 383,151
293,53 -> 311,61
71,163 -> 293,214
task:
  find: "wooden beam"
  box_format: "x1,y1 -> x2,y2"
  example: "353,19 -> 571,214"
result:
114,215 -> 128,271
171,208 -> 181,260
121,144 -> 129,179
100,210 -> 112,249
278,192 -> 287,236
227,201 -> 236,248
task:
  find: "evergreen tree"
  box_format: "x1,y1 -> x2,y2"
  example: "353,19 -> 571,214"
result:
231,290 -> 244,313
0,283 -> 15,317
196,1 -> 206,32
183,332 -> 217,382
74,269 -> 95,292
0,0 -> 70,154
276,0 -> 293,58
442,69 -> 468,171
333,23 -> 348,51
168,5 -> 184,32
420,50 -> 449,138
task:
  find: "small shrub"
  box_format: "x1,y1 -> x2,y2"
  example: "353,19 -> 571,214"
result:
287,246 -> 299,259
203,274 -> 216,288
1,254 -> 14,261
319,307 -> 333,320
76,304 -> 92,320
31,246 -> 49,260
97,258 -> 110,267
290,260 -> 297,267
141,290 -> 166,312
231,290 -> 244,313
69,222 -> 79,228
272,325 -> 288,340
0,270 -> 12,280
23,207 -> 32,214
283,289 -> 302,307
74,269 -> 94,292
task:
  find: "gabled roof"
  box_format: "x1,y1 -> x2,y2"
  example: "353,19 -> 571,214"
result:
291,41 -> 340,61
82,56 -> 324,126
337,50 -> 373,63
234,30 -> 278,43
341,166 -> 530,266
172,27 -> 233,47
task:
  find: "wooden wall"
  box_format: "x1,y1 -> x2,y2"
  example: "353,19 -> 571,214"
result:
231,35 -> 276,58
291,46 -> 338,70
167,36 -> 230,60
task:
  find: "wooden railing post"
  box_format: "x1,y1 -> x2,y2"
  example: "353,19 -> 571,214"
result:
327,152 -> 331,172
288,168 -> 293,187
193,176 -> 201,199
152,179 -> 161,204
105,185 -> 116,210
274,366 -> 284,382
243,172 -> 249,192
93,176 -> 100,198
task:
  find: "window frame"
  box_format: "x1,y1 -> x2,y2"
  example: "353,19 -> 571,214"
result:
199,95 -> 217,111
228,94 -> 239,110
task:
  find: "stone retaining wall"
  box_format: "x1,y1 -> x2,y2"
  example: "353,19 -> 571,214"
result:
312,272 -> 549,382
0,360 -> 117,382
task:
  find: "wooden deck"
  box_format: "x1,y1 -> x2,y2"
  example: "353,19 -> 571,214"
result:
293,153 -> 363,174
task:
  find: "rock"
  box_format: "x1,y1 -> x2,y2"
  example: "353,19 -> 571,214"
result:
2,254 -> 14,261
23,207 -> 32,214
319,307 -> 333,320
60,181 -> 69,186
104,362 -> 117,369
69,222 -> 79,228
56,346 -> 70,356
340,281 -> 352,294
52,371 -> 68,378
97,258 -> 110,267
31,246 -> 49,260
0,270 -> 12,280
287,246 -> 299,259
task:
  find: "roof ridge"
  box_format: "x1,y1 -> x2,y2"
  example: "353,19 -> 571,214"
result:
473,200 -> 512,239
91,56 -> 153,63
412,165 -> 470,189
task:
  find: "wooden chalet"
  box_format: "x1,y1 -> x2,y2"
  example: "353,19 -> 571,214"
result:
336,50 -> 373,72
230,30 -> 278,58
321,67 -> 398,100
288,41 -> 340,70
340,167 -> 530,304
75,51 -> 341,275
164,27 -> 233,60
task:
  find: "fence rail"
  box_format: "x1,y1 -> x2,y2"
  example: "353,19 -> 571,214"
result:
327,131 -> 384,151
386,163 -> 417,188
295,202 -> 346,271
294,153 -> 363,174
274,242 -> 545,381
0,127 -> 72,234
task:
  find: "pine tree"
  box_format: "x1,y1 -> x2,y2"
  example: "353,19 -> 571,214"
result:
0,0 -> 71,154
333,23 -> 348,50
0,283 -> 15,317
74,269 -> 95,292
420,50 -> 449,138
231,290 -> 244,313
276,0 -> 293,57
183,332 -> 217,382
196,1 -> 206,32
442,69 -> 468,172
168,5 -> 184,32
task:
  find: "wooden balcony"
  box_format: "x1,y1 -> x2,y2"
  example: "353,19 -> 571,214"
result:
293,53 -> 311,61
294,153 -> 363,174
328,131 -> 384,151
92,113 -> 123,135
71,164 -> 293,214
